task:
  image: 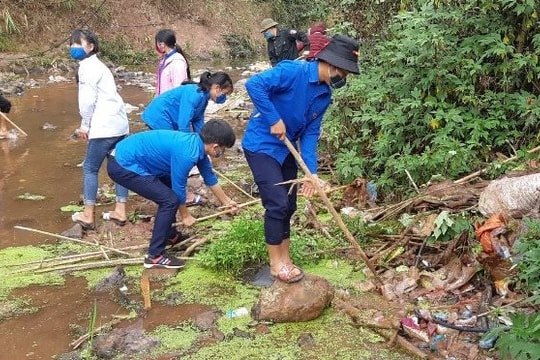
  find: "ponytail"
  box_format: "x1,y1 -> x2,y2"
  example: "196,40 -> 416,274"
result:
197,71 -> 233,92
174,44 -> 191,80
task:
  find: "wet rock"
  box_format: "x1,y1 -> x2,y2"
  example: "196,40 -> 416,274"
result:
193,309 -> 220,331
252,274 -> 334,322
61,224 -> 83,239
297,332 -> 316,349
94,266 -> 127,293
92,319 -> 159,359
232,327 -> 253,339
41,122 -> 57,130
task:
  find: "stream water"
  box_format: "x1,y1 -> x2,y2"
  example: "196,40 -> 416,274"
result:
0,65 -> 249,359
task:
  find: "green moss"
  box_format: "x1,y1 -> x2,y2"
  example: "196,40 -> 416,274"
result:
0,246 -> 64,298
303,259 -> 366,289
156,265 -> 260,311
150,323 -> 199,351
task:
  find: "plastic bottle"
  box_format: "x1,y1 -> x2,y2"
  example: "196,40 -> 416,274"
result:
225,307 -> 249,318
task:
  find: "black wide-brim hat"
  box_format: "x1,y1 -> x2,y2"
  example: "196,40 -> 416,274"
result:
317,34 -> 360,74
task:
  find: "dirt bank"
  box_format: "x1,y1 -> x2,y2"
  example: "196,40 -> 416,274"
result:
0,0 -> 268,71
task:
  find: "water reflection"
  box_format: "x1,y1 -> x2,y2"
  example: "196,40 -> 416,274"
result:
0,67 -> 249,249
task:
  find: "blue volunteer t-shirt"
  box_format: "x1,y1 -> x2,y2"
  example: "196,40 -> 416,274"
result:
114,130 -> 217,203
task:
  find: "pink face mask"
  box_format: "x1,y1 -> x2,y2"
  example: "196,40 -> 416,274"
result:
155,43 -> 165,54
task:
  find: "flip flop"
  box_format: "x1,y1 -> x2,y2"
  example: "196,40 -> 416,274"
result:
271,264 -> 304,284
102,211 -> 128,226
71,212 -> 95,230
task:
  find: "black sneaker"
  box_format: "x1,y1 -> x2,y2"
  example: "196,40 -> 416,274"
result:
143,253 -> 185,269
166,232 -> 191,249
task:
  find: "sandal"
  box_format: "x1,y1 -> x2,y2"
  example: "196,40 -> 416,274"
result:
271,264 -> 304,284
102,211 -> 128,226
71,212 -> 95,230
186,194 -> 206,207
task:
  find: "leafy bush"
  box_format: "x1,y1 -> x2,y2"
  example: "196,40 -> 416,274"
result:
489,312 -> 540,360
223,33 -> 258,59
322,0 -> 540,198
514,218 -> 540,296
197,214 -> 268,275
100,35 -> 154,65
197,210 -> 344,275
482,217 -> 540,359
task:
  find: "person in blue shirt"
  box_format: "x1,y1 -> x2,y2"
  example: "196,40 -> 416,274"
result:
242,34 -> 360,283
107,119 -> 238,269
141,71 -> 233,132
142,71 -> 234,206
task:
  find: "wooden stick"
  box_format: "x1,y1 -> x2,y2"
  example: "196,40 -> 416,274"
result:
172,198 -> 261,226
454,144 -> 540,184
14,225 -> 133,257
275,179 -> 352,195
404,169 -> 420,194
0,111 -> 28,136
213,168 -> 256,200
282,137 -> 382,286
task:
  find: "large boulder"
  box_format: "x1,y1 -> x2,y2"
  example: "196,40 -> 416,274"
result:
252,274 -> 334,322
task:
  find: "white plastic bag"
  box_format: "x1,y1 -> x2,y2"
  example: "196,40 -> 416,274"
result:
478,173 -> 540,218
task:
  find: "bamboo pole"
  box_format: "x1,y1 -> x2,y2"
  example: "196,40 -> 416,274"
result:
213,168 -> 256,200
454,144 -> 540,184
172,198 -> 261,226
282,137 -> 382,286
0,111 -> 28,136
14,225 -> 133,257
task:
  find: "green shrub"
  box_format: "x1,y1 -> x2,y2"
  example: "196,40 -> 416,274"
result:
100,35 -> 154,65
514,218 -> 540,295
483,217 -> 540,359
223,33 -> 258,59
322,0 -> 540,198
197,214 -> 268,275
197,210 -> 343,275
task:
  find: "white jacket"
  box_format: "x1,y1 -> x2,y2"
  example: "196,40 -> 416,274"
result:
77,54 -> 129,139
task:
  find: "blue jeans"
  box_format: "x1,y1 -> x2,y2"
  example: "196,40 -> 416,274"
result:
107,157 -> 179,257
244,150 -> 297,245
83,136 -> 128,205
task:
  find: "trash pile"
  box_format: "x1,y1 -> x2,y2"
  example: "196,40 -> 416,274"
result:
333,173 -> 540,359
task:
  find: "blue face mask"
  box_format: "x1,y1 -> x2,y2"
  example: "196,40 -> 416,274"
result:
264,31 -> 275,40
70,46 -> 87,60
215,93 -> 227,104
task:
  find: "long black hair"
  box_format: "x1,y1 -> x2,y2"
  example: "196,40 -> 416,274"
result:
194,71 -> 233,92
155,29 -> 191,80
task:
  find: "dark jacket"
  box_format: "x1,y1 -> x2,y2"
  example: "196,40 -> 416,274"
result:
266,28 -> 309,67
0,94 -> 11,113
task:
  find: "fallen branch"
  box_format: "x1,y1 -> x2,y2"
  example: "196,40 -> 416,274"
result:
182,237 -> 209,257
33,258 -> 144,273
7,245 -> 150,274
283,137 -> 382,286
71,316 -> 126,349
454,144 -> 540,184
213,168 -> 256,200
172,198 -> 261,225
14,225 -> 133,257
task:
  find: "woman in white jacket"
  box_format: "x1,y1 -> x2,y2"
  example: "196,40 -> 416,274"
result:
69,29 -> 130,230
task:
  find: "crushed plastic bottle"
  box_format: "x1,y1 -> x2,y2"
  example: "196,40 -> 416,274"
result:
225,307 -> 249,318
